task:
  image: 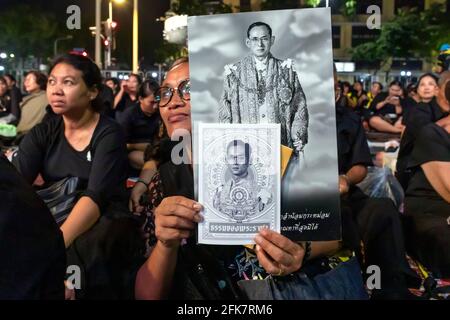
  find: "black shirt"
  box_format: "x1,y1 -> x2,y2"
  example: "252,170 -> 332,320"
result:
369,92 -> 404,117
397,98 -> 447,187
13,115 -> 128,211
116,103 -> 161,144
115,93 -> 138,123
0,154 -> 65,299
336,105 -> 373,174
406,123 -> 450,203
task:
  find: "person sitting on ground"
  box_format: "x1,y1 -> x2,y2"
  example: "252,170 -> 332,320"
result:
16,71 -> 48,136
0,77 -> 16,125
396,72 -> 449,190
12,54 -> 143,299
368,80 -> 405,134
3,74 -> 22,124
334,69 -> 418,300
114,74 -> 142,122
117,79 -> 161,173
134,58 -> 346,300
105,77 -> 120,96
403,78 -> 450,278
353,81 -> 368,113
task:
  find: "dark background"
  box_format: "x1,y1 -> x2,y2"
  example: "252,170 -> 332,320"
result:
0,0 -> 170,69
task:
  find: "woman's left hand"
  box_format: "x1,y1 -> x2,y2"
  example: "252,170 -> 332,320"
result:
254,228 -> 305,276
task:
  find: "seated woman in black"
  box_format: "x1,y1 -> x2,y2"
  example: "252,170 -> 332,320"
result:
0,77 -> 16,125
113,73 -> 142,122
404,87 -> 450,278
396,72 -> 449,190
134,58 -> 352,300
12,54 -> 143,299
368,81 -> 405,134
117,79 -> 161,172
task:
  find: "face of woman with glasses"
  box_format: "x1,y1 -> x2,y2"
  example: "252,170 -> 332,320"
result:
245,25 -> 274,60
157,62 -> 191,137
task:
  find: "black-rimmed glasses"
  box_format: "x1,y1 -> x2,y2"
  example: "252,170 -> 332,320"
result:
155,79 -> 190,107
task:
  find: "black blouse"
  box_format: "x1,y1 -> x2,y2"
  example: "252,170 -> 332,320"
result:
336,105 -> 373,174
406,123 -> 450,203
13,115 -> 129,211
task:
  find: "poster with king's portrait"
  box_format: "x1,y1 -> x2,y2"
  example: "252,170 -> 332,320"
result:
189,7 -> 341,242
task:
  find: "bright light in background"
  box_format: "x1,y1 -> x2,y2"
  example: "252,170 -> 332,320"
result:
401,71 -> 406,76
124,75 -> 129,80
82,52 -> 88,57
0,66 -> 4,71
9,54 -> 14,58
406,71 -> 412,77
151,72 -> 157,78
113,0 -> 126,4
118,75 -> 124,79
335,62 -> 355,73
0,53 -> 7,59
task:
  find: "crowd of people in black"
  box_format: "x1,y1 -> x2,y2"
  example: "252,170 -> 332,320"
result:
0,52 -> 449,300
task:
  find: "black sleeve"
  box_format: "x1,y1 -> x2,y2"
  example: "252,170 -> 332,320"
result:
82,122 -> 128,210
115,109 -> 132,142
12,123 -> 48,184
406,104 -> 434,139
409,124 -> 450,169
349,121 -> 373,169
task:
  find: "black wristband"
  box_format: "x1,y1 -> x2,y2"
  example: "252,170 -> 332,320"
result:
136,179 -> 149,189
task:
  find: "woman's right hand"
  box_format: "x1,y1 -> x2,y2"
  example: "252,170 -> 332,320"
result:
154,196 -> 203,249
129,181 -> 148,213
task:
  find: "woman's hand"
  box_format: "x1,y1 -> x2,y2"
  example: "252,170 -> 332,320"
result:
129,181 -> 148,213
154,196 -> 203,249
254,228 -> 305,276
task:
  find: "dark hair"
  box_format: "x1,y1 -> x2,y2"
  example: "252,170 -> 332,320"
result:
0,77 -> 7,86
129,73 -> 142,85
372,81 -> 383,91
105,77 -> 119,87
417,73 -> 438,87
227,139 -> 251,163
138,79 -> 159,99
406,83 -> 417,94
4,74 -> 16,83
49,54 -> 103,112
25,71 -> 47,91
247,21 -> 272,38
389,80 -> 403,89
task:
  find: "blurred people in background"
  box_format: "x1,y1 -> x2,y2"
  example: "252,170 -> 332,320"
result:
397,72 -> 450,191
4,74 -> 22,122
105,77 -> 120,96
117,79 -> 161,173
368,81 -> 405,134
114,73 -> 142,122
16,71 -> 48,135
0,77 -> 16,125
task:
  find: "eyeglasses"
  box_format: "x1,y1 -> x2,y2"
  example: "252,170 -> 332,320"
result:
155,79 -> 190,107
249,37 -> 270,44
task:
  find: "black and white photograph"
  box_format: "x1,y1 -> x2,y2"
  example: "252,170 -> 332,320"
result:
197,123 -> 280,245
189,7 -> 341,241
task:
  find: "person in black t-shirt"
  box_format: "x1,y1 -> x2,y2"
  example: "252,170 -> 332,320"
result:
368,81 -> 405,133
12,54 -> 143,299
117,79 -> 161,171
113,74 -> 142,122
404,119 -> 450,278
396,72 -> 449,190
0,154 -> 66,300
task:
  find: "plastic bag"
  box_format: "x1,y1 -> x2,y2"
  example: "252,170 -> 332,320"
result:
357,166 -> 404,208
